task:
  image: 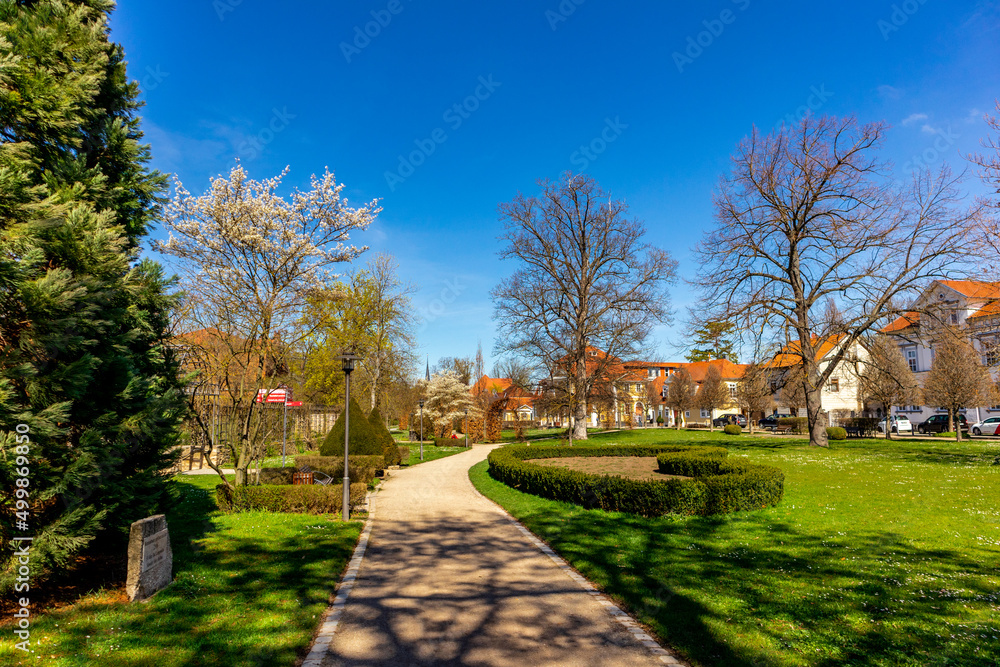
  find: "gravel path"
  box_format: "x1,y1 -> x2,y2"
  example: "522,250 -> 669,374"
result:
312,444 -> 679,667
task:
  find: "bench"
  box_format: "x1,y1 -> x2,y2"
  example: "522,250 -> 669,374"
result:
297,465 -> 333,486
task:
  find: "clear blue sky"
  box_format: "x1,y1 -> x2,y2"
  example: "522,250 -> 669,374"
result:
112,0 -> 999,375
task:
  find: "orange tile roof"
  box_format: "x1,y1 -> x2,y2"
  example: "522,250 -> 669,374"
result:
681,359 -> 748,382
937,280 -> 1000,299
968,300 -> 1000,321
470,375 -> 512,395
765,334 -> 846,368
880,312 -> 920,333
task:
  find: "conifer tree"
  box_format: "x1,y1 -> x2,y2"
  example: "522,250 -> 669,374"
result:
0,1 -> 186,592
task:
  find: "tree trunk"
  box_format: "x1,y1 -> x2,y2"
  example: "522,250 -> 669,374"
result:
573,357 -> 588,440
804,383 -> 828,447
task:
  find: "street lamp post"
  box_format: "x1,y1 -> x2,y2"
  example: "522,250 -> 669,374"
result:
340,354 -> 359,521
418,399 -> 424,461
465,408 -> 469,448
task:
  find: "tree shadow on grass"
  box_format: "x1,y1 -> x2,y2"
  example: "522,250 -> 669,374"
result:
514,504 -> 1000,667
40,480 -> 362,666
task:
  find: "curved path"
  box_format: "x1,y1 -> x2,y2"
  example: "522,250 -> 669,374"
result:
310,445 -> 681,667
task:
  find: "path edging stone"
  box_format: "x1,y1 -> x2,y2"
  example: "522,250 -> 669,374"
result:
301,490 -> 377,667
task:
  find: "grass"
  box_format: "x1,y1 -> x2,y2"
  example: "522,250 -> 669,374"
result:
402,443 -> 468,466
470,428 -> 1000,667
0,475 -> 362,666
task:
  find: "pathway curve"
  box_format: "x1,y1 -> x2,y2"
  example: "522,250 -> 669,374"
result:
311,444 -> 681,666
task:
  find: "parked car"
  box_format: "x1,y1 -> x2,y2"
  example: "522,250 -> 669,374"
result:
876,415 -> 913,434
757,414 -> 786,430
970,416 -> 1000,436
915,414 -> 969,434
712,413 -> 747,428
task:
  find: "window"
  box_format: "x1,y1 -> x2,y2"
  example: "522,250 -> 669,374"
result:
684,410 -> 690,418
728,384 -> 737,398
700,408 -> 710,418
827,378 -> 840,393
951,313 -> 959,324
906,349 -> 917,373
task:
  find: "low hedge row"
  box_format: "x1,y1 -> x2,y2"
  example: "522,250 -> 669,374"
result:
294,455 -> 385,485
434,436 -> 465,447
487,444 -> 783,517
215,483 -> 368,514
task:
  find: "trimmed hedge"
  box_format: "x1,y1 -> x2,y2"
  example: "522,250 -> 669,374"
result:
257,467 -> 295,485
215,483 -> 368,514
487,444 -> 783,517
294,455 -> 385,485
369,407 -> 402,466
434,435 -> 464,447
723,424 -> 742,436
826,426 -> 847,441
320,398 -> 384,457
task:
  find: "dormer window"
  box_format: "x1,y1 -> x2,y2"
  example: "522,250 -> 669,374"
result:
951,313 -> 958,324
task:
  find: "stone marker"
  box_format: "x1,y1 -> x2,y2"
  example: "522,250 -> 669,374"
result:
126,514 -> 173,601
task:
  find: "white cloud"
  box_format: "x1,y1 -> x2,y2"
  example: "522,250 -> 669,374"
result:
902,113 -> 929,126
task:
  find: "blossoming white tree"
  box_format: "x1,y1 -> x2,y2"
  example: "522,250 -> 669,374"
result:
157,164 -> 380,486
422,371 -> 477,437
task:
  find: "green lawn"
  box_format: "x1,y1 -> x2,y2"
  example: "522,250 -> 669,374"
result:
402,443 -> 468,466
470,428 -> 1000,667
0,475 -> 362,666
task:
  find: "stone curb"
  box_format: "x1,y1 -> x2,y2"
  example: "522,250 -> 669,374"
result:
301,490 -> 377,667
469,465 -> 686,666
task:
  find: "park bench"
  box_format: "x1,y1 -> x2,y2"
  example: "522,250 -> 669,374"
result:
297,465 -> 333,486
773,425 -> 794,434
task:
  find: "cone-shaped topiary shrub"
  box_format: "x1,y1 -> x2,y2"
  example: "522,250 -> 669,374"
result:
369,407 -> 402,466
320,398 -> 383,457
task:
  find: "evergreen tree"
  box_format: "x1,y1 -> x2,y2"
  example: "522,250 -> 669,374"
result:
320,399 -> 383,457
686,321 -> 739,362
0,1 -> 186,592
368,407 -> 401,466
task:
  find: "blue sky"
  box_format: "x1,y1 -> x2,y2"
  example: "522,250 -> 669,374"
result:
112,0 -> 1000,375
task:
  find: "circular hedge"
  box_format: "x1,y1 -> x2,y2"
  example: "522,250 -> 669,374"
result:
486,444 -> 783,516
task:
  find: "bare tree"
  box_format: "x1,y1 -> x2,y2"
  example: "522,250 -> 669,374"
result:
698,365 -> 730,431
695,116 -> 981,447
492,356 -> 537,391
158,165 -> 378,486
493,173 -> 676,440
735,362 -> 774,434
922,330 -> 997,441
435,356 -> 474,385
857,336 -> 921,439
968,100 -> 1000,260
665,369 -> 697,430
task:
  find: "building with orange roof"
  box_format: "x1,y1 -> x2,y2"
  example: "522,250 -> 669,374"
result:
879,279 -> 1000,426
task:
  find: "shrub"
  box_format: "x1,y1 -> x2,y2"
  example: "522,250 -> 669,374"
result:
320,398 -> 383,457
939,431 -> 957,438
257,467 -> 295,485
294,455 -> 385,485
826,426 -> 847,440
434,435 -> 463,447
687,422 -> 708,429
487,444 -> 783,516
215,483 -> 368,514
778,417 -> 808,434
397,446 -> 410,462
723,424 -> 742,436
369,407 -> 402,466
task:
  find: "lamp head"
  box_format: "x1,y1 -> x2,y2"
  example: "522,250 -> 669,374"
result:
418,399 -> 424,409
339,353 -> 360,374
